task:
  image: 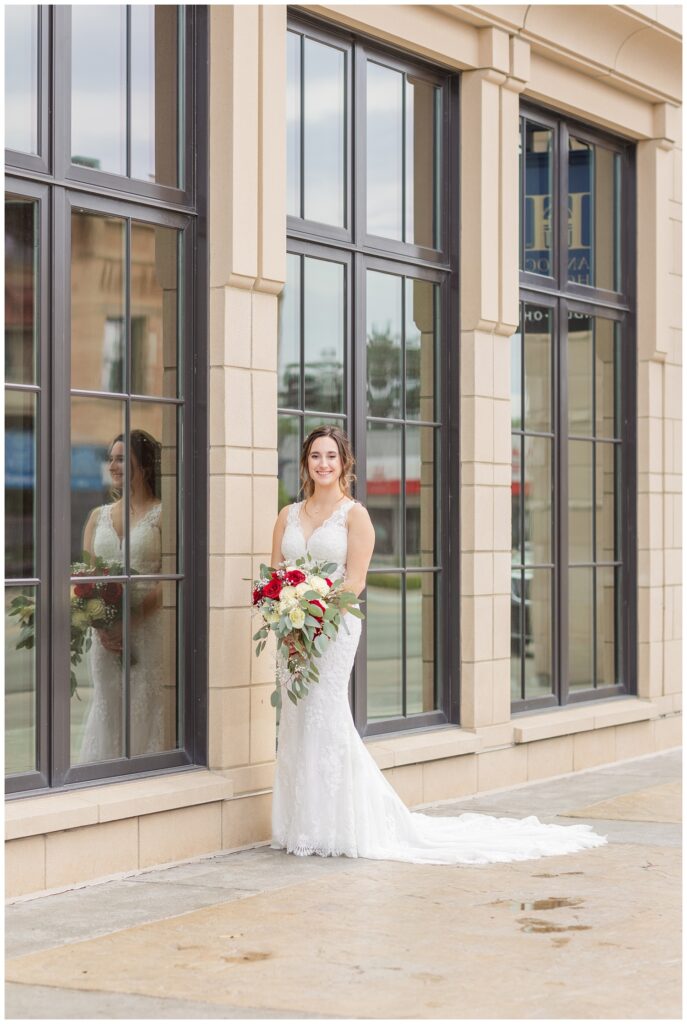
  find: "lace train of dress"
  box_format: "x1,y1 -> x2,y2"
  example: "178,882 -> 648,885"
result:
78,503 -> 165,763
270,499 -> 608,865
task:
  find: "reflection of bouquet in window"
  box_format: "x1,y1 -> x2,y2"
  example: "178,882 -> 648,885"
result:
251,557 -> 364,711
8,555 -> 131,700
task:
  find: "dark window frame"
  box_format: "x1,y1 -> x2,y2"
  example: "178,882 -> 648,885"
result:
284,12 -> 460,739
5,5 -> 208,797
513,102 -> 636,714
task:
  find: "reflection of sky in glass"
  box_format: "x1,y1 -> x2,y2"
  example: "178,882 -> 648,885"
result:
287,32 -> 301,217
367,62 -> 402,239
71,6 -> 126,173
131,6 -> 156,183
5,5 -> 38,154
278,254 -> 301,407
304,258 -> 344,412
303,39 -> 345,226
511,330 -> 522,427
367,271 -> 402,418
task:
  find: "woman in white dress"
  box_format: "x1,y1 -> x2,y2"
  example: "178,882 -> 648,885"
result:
270,424 -> 608,865
78,430 -> 165,763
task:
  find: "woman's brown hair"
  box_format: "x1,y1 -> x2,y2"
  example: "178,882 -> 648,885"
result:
299,425 -> 356,500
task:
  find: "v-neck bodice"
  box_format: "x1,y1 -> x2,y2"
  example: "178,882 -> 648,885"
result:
281,499 -> 355,574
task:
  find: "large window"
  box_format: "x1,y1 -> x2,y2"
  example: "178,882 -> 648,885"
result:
4,6 -> 207,794
280,16 -> 457,737
512,106 -> 635,711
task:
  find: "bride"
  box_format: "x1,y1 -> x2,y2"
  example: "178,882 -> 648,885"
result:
269,424 -> 608,865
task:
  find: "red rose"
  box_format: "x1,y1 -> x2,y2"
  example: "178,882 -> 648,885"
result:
100,582 -> 123,606
74,582 -> 95,599
252,587 -> 263,606
285,569 -> 306,585
263,576 -> 282,600
309,599 -> 325,617
325,578 -> 332,587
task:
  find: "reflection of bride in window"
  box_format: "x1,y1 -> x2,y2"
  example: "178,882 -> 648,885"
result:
78,430 -> 165,762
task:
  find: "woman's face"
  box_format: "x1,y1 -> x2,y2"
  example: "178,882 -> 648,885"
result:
107,441 -> 143,492
307,435 -> 343,492
107,442 -> 125,490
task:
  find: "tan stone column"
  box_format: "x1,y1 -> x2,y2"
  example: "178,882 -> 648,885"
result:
459,32 -> 529,734
636,102 -> 681,709
207,6 -> 285,805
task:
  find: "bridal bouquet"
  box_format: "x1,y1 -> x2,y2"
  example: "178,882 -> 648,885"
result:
8,555 -> 128,699
251,558 -> 363,710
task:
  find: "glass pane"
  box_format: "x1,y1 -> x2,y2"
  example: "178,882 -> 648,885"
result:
367,422 -> 402,568
568,138 -> 621,291
278,414 -> 300,510
510,319 -> 522,429
303,257 -> 344,413
511,433 -> 522,562
279,254 -> 301,409
367,270 -> 402,418
524,304 -> 551,432
523,435 -> 552,564
303,414 -> 344,441
523,121 -> 553,276
131,402 -> 175,574
5,4 -> 38,155
130,6 -> 180,187
567,311 -> 593,436
406,78 -> 439,248
71,212 -> 126,392
71,397 -> 126,566
303,38 -> 345,227
406,573 -> 436,714
568,440 -> 593,563
5,390 -> 37,578
596,318 -> 620,439
366,574 -> 402,721
71,6 -> 126,174
406,425 -> 435,568
131,222 -> 179,397
130,578 -> 178,754
71,580 -> 127,764
287,31 -> 301,218
367,61 -> 403,240
568,567 -> 593,690
5,196 -> 38,385
596,442 -> 618,563
510,569 -> 523,701
5,585 -> 37,775
596,566 -> 618,687
405,279 -> 435,421
524,568 -> 553,699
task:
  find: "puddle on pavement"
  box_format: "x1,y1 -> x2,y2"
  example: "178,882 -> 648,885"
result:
517,917 -> 591,934
489,896 -> 585,911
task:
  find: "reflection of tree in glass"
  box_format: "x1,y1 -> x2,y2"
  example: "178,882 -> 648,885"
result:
367,325 -> 402,418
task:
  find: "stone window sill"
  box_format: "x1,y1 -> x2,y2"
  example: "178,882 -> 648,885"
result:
6,769 -> 233,842
510,697 -> 659,743
364,697 -> 660,768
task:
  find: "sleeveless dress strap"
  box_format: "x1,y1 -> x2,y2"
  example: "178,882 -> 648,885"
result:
287,501 -> 302,527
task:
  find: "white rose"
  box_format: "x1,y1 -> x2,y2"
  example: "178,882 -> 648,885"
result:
262,607 -> 280,624
295,582 -> 310,597
307,575 -> 329,597
289,607 -> 305,629
280,586 -> 297,602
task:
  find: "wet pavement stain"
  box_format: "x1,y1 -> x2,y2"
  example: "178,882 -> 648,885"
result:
488,896 -> 585,911
517,918 -> 591,934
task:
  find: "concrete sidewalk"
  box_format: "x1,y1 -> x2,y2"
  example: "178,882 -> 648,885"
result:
5,748 -> 682,1020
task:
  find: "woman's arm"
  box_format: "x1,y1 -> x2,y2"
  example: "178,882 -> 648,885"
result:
342,503 -> 375,598
270,505 -> 290,568
82,508 -> 99,563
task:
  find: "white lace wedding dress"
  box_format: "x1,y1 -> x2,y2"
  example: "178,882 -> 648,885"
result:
78,502 -> 166,763
270,498 -> 608,865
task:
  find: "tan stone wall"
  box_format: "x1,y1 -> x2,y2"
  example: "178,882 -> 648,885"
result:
206,5 -> 286,793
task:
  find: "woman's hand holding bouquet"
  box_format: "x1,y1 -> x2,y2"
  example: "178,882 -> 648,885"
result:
251,558 -> 364,710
